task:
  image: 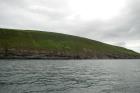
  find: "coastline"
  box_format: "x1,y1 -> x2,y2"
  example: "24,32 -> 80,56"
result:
0,55 -> 140,59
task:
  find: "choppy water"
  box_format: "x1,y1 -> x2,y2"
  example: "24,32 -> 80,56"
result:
0,60 -> 140,93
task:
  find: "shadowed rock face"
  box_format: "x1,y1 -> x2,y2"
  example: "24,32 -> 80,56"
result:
0,28 -> 140,59
0,48 -> 140,59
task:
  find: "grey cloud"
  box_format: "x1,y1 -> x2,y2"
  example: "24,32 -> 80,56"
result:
114,42 -> 126,47
0,0 -> 140,52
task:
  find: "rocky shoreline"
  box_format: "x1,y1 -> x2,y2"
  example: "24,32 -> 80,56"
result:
0,48 -> 140,59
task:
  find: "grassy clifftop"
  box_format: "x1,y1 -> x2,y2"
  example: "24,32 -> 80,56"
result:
0,28 -> 140,59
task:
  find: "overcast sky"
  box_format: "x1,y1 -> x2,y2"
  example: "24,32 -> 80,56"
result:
0,0 -> 140,52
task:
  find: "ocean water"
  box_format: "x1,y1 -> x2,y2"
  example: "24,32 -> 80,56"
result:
0,59 -> 140,93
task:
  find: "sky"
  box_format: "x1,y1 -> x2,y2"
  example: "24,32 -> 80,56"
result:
0,0 -> 140,52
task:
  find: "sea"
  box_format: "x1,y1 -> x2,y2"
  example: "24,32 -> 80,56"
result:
0,59 -> 140,93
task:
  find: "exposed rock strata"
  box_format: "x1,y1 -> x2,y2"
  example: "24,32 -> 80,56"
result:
0,48 -> 139,59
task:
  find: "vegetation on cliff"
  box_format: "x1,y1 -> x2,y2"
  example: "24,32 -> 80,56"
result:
0,28 -> 140,59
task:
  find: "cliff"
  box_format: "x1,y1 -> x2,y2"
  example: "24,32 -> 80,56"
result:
0,28 -> 140,59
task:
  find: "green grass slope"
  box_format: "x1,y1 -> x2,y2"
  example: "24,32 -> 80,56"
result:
0,28 -> 140,59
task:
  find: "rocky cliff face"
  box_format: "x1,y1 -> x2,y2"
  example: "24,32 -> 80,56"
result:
0,48 -> 140,59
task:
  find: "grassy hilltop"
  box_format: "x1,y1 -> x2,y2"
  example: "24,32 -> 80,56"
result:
0,28 -> 140,59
